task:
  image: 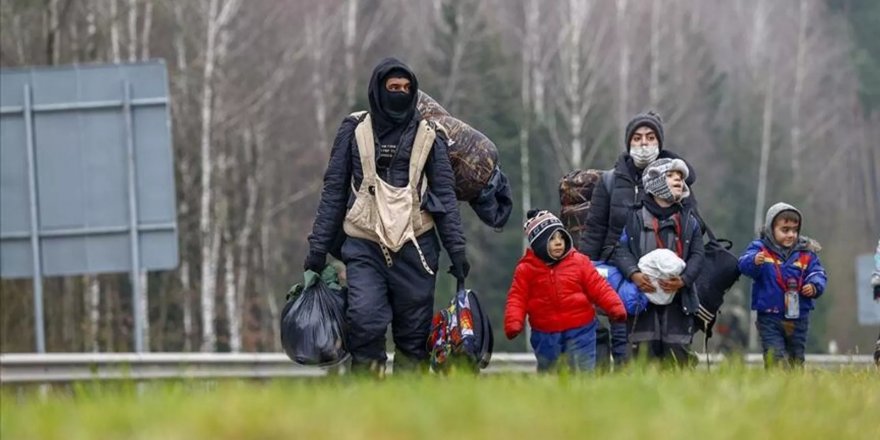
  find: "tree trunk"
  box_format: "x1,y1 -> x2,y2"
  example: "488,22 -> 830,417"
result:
155,272 -> 169,351
180,259 -> 193,351
199,0 -> 221,352
753,77 -> 774,234
306,19 -> 328,150
649,0 -> 660,108
261,214 -> 281,351
68,13 -> 80,62
141,0 -> 153,60
46,0 -> 60,64
62,277 -> 76,349
110,0 -> 121,62
528,0 -> 544,120
790,0 -> 808,183
86,276 -> 100,352
617,0 -> 629,139
344,0 -> 358,110
235,129 -> 259,350
85,1 -> 98,59
128,0 -> 138,61
224,236 -> 241,352
138,271 -> 150,351
567,0 -> 584,169
520,0 -> 537,252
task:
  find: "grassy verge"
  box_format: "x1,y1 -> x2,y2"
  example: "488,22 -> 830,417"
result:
2,366 -> 878,440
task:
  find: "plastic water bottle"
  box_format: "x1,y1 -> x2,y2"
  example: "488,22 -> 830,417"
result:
785,278 -> 800,319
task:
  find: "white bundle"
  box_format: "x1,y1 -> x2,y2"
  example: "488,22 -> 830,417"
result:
637,248 -> 686,305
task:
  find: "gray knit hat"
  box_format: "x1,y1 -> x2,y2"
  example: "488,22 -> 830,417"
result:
624,111 -> 665,151
642,158 -> 690,202
763,202 -> 802,236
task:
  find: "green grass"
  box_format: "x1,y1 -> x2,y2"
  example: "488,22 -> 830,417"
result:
2,367 -> 879,440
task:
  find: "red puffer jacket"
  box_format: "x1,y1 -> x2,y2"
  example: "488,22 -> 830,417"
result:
504,249 -> 626,339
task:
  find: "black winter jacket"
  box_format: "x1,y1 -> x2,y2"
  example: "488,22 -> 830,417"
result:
582,150 -> 698,261
306,114 -> 466,259
612,200 -> 705,315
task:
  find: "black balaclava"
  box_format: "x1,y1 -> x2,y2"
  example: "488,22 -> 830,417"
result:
367,57 -> 419,143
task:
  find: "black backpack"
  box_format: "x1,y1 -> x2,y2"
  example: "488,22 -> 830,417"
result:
693,226 -> 741,336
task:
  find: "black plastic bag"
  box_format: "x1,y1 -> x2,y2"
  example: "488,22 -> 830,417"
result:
280,276 -> 349,366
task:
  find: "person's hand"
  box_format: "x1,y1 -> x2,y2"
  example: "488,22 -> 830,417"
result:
801,283 -> 816,298
632,272 -> 655,293
448,251 -> 470,283
754,251 -> 767,265
303,251 -> 326,273
608,307 -> 627,323
505,323 -> 523,340
659,276 -> 685,292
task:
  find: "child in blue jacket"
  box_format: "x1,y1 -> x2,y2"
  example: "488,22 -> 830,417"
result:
738,203 -> 827,368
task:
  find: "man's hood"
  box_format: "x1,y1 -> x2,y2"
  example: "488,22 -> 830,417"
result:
367,57 -> 419,133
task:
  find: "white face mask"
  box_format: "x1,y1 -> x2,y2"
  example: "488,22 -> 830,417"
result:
631,145 -> 660,168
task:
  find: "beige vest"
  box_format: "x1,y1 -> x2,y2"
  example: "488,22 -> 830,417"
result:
343,112 -> 436,274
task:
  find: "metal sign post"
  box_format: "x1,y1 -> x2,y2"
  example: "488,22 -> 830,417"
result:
123,81 -> 145,353
22,84 -> 46,353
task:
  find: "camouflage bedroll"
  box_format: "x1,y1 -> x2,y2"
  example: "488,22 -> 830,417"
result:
417,91 -> 498,202
558,169 -> 604,247
559,169 -> 602,206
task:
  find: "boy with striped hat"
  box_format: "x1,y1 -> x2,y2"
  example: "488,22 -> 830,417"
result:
504,209 -> 626,372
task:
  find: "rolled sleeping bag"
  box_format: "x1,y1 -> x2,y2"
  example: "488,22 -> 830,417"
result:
417,91 -> 499,202
559,169 -> 603,206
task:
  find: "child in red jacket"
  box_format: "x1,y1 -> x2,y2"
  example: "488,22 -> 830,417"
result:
504,209 -> 627,372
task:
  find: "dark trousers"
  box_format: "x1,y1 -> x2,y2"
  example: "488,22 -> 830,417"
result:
632,341 -> 696,367
756,313 -> 809,368
595,320 -> 630,370
341,232 -> 440,373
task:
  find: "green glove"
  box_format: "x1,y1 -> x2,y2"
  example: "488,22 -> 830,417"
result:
303,269 -> 322,290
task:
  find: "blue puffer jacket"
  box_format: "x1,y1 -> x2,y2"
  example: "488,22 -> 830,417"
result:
593,261 -> 647,316
738,239 -> 827,316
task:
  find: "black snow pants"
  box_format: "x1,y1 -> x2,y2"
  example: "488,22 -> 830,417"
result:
341,230 -> 440,373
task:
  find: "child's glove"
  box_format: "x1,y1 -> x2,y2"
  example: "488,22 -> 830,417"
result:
505,322 -> 523,340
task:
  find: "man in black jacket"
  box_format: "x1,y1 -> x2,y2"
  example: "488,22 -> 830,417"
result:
304,58 -> 469,375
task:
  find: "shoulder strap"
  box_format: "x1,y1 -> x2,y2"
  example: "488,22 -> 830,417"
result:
349,110 -> 368,121
408,120 -> 436,187
352,112 -> 377,180
602,169 -> 615,195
